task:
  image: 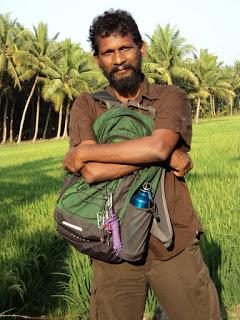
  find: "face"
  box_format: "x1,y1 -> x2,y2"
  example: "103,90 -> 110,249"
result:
95,34 -> 146,95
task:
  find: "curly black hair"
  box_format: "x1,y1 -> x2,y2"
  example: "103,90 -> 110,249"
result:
89,9 -> 143,55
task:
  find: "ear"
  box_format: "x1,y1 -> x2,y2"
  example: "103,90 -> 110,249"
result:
140,41 -> 147,58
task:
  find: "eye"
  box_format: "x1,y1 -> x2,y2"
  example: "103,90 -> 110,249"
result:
103,50 -> 113,56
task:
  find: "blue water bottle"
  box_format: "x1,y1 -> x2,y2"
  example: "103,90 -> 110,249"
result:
130,182 -> 153,208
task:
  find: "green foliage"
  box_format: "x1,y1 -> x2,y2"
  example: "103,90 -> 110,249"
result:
221,61 -> 240,114
41,40 -> 95,110
0,140 -> 68,314
0,13 -> 22,89
57,249 -> 93,320
143,24 -> 197,86
15,21 -> 60,80
185,49 -> 236,121
144,289 -> 157,319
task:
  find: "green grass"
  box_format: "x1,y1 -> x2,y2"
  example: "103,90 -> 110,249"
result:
189,116 -> 240,318
0,140 -> 67,316
0,116 -> 240,319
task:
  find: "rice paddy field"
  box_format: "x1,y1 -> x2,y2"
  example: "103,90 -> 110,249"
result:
0,115 -> 240,319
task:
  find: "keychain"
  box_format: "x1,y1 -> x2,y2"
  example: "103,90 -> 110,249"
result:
103,193 -> 122,254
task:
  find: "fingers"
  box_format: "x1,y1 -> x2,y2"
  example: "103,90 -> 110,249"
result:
63,149 -> 84,173
173,158 -> 193,177
173,169 -> 188,177
173,170 -> 182,177
189,159 -> 193,171
63,152 -> 72,170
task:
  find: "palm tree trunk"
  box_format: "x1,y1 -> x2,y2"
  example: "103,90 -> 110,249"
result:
32,90 -> 40,142
9,99 -> 15,143
0,74 -> 3,91
43,105 -> 52,139
1,97 -> 8,144
17,77 -> 38,144
212,95 -> 216,116
194,98 -> 201,124
62,101 -> 70,139
209,95 -> 213,117
210,94 -> 216,117
56,104 -> 63,139
229,98 -> 233,115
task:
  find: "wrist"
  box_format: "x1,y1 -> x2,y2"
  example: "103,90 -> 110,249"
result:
76,144 -> 88,163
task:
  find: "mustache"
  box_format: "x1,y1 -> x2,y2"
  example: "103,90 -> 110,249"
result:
110,64 -> 135,75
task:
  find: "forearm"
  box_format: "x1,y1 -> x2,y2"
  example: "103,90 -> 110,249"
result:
81,162 -> 141,184
64,129 -> 180,174
77,133 -> 177,165
80,138 -> 154,164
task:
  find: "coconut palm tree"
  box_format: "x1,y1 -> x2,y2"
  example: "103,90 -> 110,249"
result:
0,84 -> 15,144
222,61 -> 240,115
0,14 -> 23,144
143,24 -> 198,87
41,40 -> 104,139
15,22 -> 61,143
187,49 -> 234,122
0,14 -> 22,89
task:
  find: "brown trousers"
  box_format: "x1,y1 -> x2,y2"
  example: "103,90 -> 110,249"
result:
89,239 -> 222,320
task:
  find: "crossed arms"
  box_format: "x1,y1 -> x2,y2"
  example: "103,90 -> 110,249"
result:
64,127 -> 192,184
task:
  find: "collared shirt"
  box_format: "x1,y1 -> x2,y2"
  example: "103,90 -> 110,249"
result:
69,77 -> 203,260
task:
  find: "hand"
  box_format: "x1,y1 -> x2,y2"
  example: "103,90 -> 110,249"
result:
63,146 -> 85,173
170,149 -> 193,177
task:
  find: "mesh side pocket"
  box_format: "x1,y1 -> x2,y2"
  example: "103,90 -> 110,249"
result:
119,203 -> 153,261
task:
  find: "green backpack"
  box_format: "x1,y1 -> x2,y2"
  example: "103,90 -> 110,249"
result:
54,92 -> 172,263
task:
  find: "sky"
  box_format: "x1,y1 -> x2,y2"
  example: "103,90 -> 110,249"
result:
1,0 -> 240,65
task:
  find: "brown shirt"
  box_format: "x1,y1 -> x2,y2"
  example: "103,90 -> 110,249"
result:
69,77 -> 203,260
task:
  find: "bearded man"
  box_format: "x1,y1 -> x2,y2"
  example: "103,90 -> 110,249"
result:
64,9 -> 221,320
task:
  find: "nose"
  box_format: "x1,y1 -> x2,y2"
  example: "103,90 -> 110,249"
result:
113,51 -> 125,65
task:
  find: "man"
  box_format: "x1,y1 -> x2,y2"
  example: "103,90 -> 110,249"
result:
64,9 -> 221,320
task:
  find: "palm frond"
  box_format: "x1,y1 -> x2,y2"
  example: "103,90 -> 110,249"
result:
173,65 -> 199,87
7,60 -> 21,88
18,69 -> 36,82
0,53 -> 6,72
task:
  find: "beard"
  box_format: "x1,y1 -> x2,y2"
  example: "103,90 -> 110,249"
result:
99,52 -> 143,96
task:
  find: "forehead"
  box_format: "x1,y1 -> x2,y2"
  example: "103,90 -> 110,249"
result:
96,34 -> 136,53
